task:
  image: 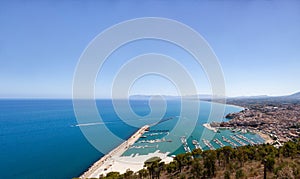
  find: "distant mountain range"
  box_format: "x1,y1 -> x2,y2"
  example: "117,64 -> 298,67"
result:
130,92 -> 300,100
286,92 -> 300,99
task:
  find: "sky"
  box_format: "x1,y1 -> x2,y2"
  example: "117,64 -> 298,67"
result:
0,0 -> 300,98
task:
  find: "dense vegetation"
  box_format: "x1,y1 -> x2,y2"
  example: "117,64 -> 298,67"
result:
79,138 -> 300,179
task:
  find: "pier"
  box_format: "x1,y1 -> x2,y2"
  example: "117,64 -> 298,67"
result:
230,135 -> 247,146
181,136 -> 192,153
202,139 -> 215,150
222,136 -> 238,147
192,140 -> 202,150
235,134 -> 256,146
138,138 -> 172,144
129,144 -> 158,149
79,125 -> 150,178
213,138 -> 225,147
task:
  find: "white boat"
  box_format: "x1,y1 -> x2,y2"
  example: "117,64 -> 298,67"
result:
192,140 -> 202,150
202,139 -> 215,150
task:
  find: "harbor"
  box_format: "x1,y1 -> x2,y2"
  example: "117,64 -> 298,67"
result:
230,135 -> 247,146
192,140 -> 202,150
202,139 -> 215,150
213,138 -> 225,147
181,136 -> 192,153
80,114 -> 265,177
222,136 -> 238,148
235,134 -> 257,146
79,125 -> 151,178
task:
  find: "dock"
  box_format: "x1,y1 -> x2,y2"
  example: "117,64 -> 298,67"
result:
202,139 -> 215,150
235,134 -> 256,146
79,125 -> 150,178
222,136 -> 238,147
213,138 -> 225,147
192,140 -> 202,150
230,135 -> 247,146
181,136 -> 192,153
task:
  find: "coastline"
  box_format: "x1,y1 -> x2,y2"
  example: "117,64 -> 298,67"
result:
202,123 -> 274,144
79,125 -> 150,178
203,123 -> 218,133
80,102 -> 252,178
202,104 -> 274,145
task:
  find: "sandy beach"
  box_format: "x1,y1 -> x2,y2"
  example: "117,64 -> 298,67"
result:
79,125 -> 173,178
254,130 -> 274,144
86,150 -> 172,178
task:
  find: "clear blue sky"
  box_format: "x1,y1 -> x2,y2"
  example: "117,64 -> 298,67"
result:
1,0 -> 300,98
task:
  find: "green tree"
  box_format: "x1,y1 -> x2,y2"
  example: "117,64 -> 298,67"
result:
224,170 -> 231,179
165,161 -> 177,174
144,157 -> 161,179
137,168 -> 148,179
124,169 -> 134,179
221,146 -> 234,167
174,153 -> 187,173
236,147 -> 247,167
265,156 -> 275,172
144,157 -> 165,179
156,161 -> 165,179
282,141 -> 297,158
202,150 -> 217,177
106,171 -> 120,179
235,169 -> 244,179
190,158 -> 203,178
216,148 -> 222,167
192,148 -> 202,158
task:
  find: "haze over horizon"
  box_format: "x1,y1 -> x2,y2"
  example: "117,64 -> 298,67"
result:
1,1 -> 300,98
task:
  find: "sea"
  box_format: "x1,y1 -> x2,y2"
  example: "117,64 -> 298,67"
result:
0,99 -> 264,179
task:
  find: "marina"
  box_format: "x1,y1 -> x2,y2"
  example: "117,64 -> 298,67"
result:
235,134 -> 257,146
230,135 -> 247,146
138,138 -> 172,144
129,145 -> 158,149
222,136 -> 238,147
181,136 -> 192,153
202,139 -> 215,150
192,140 -> 202,150
213,138 -> 225,147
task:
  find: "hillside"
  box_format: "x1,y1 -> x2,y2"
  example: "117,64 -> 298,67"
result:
88,139 -> 300,179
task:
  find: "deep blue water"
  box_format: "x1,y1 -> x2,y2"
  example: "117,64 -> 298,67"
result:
0,99 -> 245,179
0,100 -> 101,179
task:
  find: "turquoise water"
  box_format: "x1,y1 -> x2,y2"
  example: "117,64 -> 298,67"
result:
0,99 -> 263,179
123,101 -> 264,156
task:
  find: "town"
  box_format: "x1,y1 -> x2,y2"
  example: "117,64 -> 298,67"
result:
214,98 -> 300,147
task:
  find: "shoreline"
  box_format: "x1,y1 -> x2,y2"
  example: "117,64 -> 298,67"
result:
79,125 -> 150,178
203,123 -> 218,133
202,123 -> 274,144
80,103 -> 248,178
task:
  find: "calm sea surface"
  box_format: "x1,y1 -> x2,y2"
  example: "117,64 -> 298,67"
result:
0,99 -> 263,179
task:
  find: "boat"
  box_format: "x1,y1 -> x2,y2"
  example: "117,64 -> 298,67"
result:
213,138 -> 225,147
202,139 -> 215,150
235,134 -> 256,145
181,136 -> 192,153
192,140 -> 202,150
222,136 -> 238,147
241,128 -> 247,133
230,135 -> 246,146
